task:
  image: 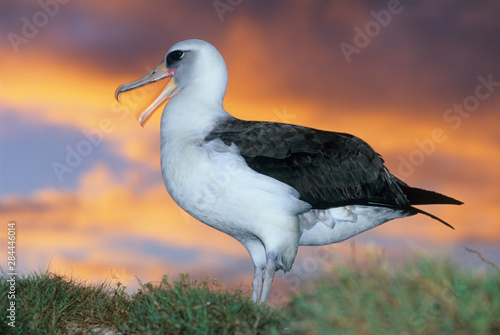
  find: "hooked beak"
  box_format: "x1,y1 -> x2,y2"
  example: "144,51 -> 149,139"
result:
115,60 -> 179,126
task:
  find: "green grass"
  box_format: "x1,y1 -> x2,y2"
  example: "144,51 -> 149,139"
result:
1,256 -> 499,334
286,257 -> 500,334
0,271 -> 283,334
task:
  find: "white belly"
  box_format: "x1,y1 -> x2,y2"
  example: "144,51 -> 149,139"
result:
161,138 -> 310,241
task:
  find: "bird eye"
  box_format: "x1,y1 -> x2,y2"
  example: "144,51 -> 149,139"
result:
166,50 -> 184,67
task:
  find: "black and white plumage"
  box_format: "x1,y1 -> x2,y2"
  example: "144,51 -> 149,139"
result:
116,39 -> 462,303
206,119 -> 459,227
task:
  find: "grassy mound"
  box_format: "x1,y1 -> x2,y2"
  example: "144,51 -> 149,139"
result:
1,257 -> 499,334
0,272 -> 283,334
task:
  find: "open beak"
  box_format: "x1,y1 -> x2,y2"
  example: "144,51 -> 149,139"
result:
115,60 -> 179,126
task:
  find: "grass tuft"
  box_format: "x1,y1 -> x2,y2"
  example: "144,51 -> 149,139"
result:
0,270 -> 131,334
122,273 -> 284,334
285,257 -> 500,334
0,271 -> 284,334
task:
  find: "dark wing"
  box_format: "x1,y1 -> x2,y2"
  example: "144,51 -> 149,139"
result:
205,118 -> 410,209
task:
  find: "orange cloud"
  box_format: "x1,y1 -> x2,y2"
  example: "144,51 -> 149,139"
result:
2,163 -> 250,283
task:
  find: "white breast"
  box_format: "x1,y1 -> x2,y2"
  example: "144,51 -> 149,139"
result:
160,132 -> 310,239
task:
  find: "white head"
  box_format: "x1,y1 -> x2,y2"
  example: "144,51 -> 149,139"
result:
115,39 -> 228,126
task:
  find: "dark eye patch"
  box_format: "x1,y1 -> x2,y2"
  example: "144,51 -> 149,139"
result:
166,50 -> 184,67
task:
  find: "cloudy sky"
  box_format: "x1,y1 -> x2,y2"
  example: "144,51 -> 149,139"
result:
1,0 -> 499,298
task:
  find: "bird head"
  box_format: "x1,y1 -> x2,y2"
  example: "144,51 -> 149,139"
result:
115,39 -> 227,126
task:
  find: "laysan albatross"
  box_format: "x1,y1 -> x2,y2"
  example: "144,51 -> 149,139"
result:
115,39 -> 462,303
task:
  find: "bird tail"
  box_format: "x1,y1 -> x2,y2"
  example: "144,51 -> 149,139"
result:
397,185 -> 463,230
409,206 -> 455,230
400,185 -> 463,206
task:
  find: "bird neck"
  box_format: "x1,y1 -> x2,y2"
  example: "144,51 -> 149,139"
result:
160,82 -> 230,146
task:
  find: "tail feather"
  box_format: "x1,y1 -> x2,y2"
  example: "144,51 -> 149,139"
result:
397,184 -> 462,229
401,185 -> 463,206
409,206 -> 455,230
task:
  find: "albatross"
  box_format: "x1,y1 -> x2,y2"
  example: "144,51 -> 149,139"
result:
115,39 -> 462,303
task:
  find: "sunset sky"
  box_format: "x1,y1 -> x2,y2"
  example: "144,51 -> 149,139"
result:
1,0 -> 499,299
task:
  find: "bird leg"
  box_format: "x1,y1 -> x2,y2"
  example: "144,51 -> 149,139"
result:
258,258 -> 276,303
251,266 -> 263,302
